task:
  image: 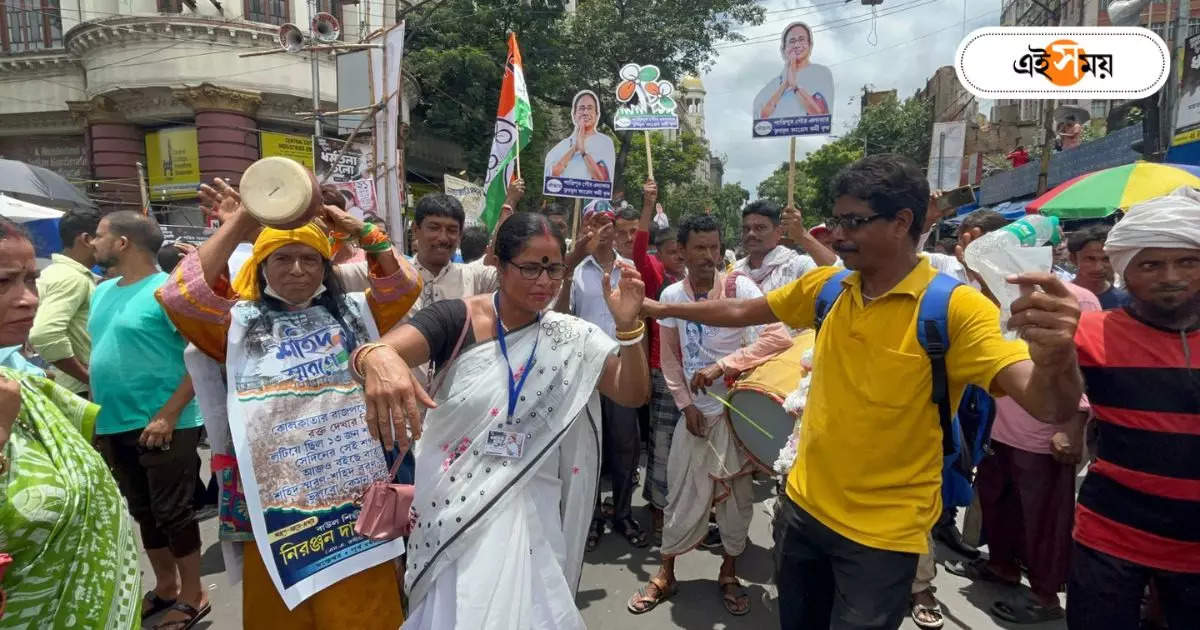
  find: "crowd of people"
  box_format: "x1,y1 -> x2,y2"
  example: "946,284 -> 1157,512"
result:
0,152 -> 1195,630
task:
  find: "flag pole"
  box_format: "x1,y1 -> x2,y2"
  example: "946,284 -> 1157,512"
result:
787,137 -> 796,208
515,152 -> 522,181
644,131 -> 654,180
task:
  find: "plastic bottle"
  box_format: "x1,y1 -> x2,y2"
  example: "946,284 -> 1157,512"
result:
963,215 -> 1061,338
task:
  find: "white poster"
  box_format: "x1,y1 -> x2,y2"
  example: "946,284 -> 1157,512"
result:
751,22 -> 834,138
927,120 -> 967,191
543,90 -> 616,200
443,174 -> 486,226
371,23 -> 406,234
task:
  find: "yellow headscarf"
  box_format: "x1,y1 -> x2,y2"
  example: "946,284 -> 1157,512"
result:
232,223 -> 333,300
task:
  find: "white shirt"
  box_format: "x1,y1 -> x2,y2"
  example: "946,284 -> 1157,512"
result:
922,252 -> 970,284
659,276 -> 765,416
569,251 -> 629,339
733,246 -> 820,294
410,257 -> 499,314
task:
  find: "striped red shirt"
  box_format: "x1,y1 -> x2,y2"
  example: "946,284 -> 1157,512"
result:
1074,308 -> 1200,573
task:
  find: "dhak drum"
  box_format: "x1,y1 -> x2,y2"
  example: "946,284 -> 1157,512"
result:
727,330 -> 814,473
240,156 -> 323,230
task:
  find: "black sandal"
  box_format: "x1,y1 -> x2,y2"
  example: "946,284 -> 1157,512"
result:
152,601 -> 211,630
586,517 -> 605,551
616,516 -> 650,548
141,590 -> 176,620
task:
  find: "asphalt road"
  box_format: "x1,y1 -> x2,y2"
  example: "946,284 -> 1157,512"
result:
139,452 -> 1068,630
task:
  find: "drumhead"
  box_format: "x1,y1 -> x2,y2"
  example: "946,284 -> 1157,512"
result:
727,389 -> 797,473
240,157 -> 314,225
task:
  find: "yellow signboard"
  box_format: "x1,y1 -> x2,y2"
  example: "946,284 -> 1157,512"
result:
145,127 -> 200,200
260,131 -> 315,170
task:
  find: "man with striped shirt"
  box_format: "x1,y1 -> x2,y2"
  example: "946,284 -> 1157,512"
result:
1067,190 -> 1200,629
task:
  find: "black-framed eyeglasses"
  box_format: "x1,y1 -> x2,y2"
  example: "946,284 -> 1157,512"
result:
507,262 -> 568,280
826,214 -> 891,231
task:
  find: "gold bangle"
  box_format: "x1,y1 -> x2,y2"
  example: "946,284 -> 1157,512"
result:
351,342 -> 390,382
614,322 -> 646,340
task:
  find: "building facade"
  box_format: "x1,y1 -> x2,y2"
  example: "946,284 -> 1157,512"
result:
0,0 -> 462,221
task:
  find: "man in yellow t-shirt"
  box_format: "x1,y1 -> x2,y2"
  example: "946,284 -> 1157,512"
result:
643,154 -> 1084,630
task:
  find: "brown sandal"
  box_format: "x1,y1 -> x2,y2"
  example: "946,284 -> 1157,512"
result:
718,576 -> 750,616
627,576 -> 677,615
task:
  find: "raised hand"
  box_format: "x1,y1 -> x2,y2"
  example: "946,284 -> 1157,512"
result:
504,178 -> 526,207
322,203 -> 366,236
603,260 -> 645,331
642,180 -> 658,208
199,177 -> 260,243
781,206 -> 807,242
566,224 -> 599,269
1006,272 -> 1081,368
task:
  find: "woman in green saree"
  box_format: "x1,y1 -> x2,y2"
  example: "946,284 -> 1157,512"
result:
0,217 -> 141,629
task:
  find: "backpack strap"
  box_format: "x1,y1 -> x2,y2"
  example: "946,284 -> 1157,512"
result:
813,269 -> 852,333
915,273 -> 964,456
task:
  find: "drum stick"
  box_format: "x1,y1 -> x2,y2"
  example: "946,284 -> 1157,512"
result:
708,391 -> 775,441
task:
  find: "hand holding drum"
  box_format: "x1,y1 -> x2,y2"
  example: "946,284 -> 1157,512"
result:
239,156 -> 324,230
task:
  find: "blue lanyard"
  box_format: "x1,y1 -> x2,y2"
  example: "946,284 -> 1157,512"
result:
493,292 -> 540,421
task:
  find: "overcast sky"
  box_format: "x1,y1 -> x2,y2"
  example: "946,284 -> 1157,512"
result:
701,0 -> 1001,197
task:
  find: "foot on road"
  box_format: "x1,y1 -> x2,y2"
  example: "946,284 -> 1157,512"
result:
911,587 -> 945,629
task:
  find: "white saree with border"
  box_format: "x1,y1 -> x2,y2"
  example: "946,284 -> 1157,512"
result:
402,311 -> 616,630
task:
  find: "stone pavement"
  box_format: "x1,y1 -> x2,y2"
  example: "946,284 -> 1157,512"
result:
140,453 -> 1068,630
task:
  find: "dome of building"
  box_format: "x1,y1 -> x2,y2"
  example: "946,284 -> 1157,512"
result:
679,74 -> 705,92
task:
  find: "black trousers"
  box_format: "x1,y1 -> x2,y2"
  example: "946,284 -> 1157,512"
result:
99,426 -> 203,557
597,395 -> 640,523
773,496 -> 918,630
1067,541 -> 1200,630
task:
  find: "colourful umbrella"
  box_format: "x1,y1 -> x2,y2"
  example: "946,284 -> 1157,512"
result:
1026,162 -> 1200,219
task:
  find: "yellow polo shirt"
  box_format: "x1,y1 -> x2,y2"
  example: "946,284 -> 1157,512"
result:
766,259 -> 1029,554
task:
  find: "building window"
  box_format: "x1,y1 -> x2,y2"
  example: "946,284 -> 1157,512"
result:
1,0 -> 63,53
1091,100 -> 1109,119
245,0 -> 288,25
158,0 -> 182,12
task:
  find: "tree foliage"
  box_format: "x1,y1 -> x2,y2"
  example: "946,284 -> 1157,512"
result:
620,131 -> 709,208
756,139 -> 862,220
402,0 -> 765,197
846,94 -> 934,168
668,180 -> 751,245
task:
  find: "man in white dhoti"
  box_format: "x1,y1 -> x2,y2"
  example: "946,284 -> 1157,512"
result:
627,214 -> 792,617
355,212 -> 652,630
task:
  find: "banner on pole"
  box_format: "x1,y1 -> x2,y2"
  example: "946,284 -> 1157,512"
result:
750,22 -> 834,138
543,90 -> 615,200
613,64 -> 679,131
444,174 -> 486,226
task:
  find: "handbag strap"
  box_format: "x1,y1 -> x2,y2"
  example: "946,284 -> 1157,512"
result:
428,306 -> 473,399
382,306 -> 473,477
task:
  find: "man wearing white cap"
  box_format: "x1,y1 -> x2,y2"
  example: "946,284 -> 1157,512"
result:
1067,187 -> 1200,630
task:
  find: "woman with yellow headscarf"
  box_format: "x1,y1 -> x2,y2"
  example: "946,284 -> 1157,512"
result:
157,183 -> 422,630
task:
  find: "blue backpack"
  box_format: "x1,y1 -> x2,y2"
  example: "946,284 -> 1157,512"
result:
813,270 -> 996,508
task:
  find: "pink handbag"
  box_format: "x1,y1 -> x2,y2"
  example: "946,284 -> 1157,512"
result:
354,313 -> 473,541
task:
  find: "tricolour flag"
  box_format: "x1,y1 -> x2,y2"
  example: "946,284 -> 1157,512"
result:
482,32 -> 533,232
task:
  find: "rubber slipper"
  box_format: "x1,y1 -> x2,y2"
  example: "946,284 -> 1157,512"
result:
627,578 -> 676,615
911,602 -> 945,629
141,590 -> 176,620
718,577 -> 750,616
153,601 -> 211,630
990,594 -> 1065,624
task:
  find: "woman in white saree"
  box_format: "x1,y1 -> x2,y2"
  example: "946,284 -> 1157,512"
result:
353,212 -> 650,629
